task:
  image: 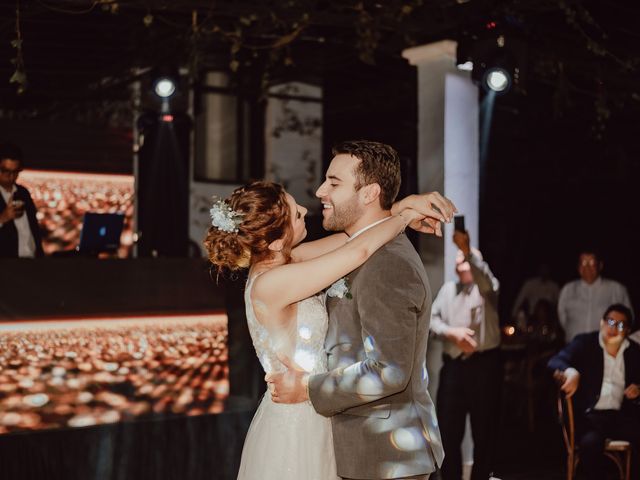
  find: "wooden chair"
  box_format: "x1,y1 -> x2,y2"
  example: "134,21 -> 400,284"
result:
556,391 -> 632,480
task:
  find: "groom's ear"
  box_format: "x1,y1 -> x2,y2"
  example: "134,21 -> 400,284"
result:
359,183 -> 381,206
268,238 -> 285,253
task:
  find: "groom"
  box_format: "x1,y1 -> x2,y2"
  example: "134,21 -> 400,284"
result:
269,140 -> 448,479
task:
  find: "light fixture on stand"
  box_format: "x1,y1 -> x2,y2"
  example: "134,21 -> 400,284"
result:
457,28 -> 524,96
153,77 -> 176,98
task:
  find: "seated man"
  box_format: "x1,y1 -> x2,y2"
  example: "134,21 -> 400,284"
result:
548,304 -> 640,480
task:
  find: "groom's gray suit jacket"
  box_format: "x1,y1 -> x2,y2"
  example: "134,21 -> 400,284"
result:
309,234 -> 444,479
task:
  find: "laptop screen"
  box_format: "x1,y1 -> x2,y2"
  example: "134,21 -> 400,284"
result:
78,212 -> 125,253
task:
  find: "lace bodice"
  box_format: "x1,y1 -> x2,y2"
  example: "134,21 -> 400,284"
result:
245,275 -> 329,376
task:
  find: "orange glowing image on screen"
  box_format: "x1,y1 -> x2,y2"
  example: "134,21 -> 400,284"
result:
0,314 -> 229,434
19,170 -> 134,257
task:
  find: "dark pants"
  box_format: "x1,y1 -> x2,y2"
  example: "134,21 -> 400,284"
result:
437,349 -> 502,480
577,409 -> 639,480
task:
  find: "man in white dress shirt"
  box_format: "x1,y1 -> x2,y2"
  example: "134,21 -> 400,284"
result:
0,143 -> 43,258
558,249 -> 632,342
548,304 -> 640,480
511,263 -> 559,320
430,231 -> 501,480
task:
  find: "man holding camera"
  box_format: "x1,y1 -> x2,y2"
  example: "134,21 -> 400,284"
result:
0,143 -> 43,258
430,229 -> 501,480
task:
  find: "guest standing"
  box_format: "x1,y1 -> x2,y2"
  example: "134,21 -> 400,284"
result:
558,249 -> 632,342
512,263 -> 559,321
0,143 -> 43,258
430,230 -> 501,480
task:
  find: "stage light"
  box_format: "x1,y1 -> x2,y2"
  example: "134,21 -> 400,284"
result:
153,77 -> 176,98
457,31 -> 524,96
484,67 -> 511,92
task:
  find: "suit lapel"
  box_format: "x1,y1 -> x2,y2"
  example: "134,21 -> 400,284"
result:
623,346 -> 636,386
324,265 -> 364,368
594,339 -> 604,397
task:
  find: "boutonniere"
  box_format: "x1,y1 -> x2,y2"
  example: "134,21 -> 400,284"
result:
327,277 -> 352,299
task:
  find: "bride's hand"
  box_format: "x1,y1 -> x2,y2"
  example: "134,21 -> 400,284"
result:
398,208 -> 443,237
392,192 -> 458,231
398,208 -> 422,225
412,216 -> 443,236
392,191 -> 458,221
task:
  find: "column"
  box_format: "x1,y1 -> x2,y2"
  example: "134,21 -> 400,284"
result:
403,40 -> 479,479
402,40 -> 479,287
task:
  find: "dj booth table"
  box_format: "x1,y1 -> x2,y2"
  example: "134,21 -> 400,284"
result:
0,258 -> 257,480
0,402 -> 255,480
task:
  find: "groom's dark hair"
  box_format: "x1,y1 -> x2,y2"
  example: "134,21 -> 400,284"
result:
332,140 -> 401,210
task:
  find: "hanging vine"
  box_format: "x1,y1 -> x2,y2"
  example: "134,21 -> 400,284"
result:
9,0 -> 27,95
558,0 -> 639,71
3,0 -> 640,137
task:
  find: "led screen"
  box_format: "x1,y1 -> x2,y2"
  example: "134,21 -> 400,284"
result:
0,314 -> 228,434
19,170 -> 135,257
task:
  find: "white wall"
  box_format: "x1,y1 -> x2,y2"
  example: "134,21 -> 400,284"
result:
264,82 -> 323,213
188,79 -> 323,257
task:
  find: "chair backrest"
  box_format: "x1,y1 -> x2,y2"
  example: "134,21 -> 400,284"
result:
557,390 -> 576,455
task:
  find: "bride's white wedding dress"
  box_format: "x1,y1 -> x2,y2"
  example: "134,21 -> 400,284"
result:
236,275 -> 339,480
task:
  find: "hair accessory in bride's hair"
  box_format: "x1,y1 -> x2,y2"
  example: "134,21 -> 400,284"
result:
210,198 -> 244,233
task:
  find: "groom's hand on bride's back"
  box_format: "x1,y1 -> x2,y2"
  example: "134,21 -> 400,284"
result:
391,192 -> 458,237
265,354 -> 309,404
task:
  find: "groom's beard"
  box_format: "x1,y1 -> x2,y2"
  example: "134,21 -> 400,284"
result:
323,195 -> 362,232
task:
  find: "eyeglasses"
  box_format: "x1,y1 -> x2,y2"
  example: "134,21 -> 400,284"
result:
580,259 -> 597,267
604,317 -> 627,332
0,167 -> 21,176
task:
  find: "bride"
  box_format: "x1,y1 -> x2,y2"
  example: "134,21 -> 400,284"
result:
204,181 -> 446,480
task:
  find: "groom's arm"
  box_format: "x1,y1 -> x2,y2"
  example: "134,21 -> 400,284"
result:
308,251 -> 424,416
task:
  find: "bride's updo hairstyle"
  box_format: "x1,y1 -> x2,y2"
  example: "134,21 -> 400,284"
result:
204,181 -> 292,272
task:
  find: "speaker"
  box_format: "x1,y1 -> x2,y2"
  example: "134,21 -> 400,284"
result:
136,112 -> 191,257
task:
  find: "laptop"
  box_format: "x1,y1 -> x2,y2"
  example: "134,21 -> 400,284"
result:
78,212 -> 125,254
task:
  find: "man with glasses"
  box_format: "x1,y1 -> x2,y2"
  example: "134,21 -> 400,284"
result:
0,143 -> 43,258
549,304 -> 640,480
558,249 -> 633,342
